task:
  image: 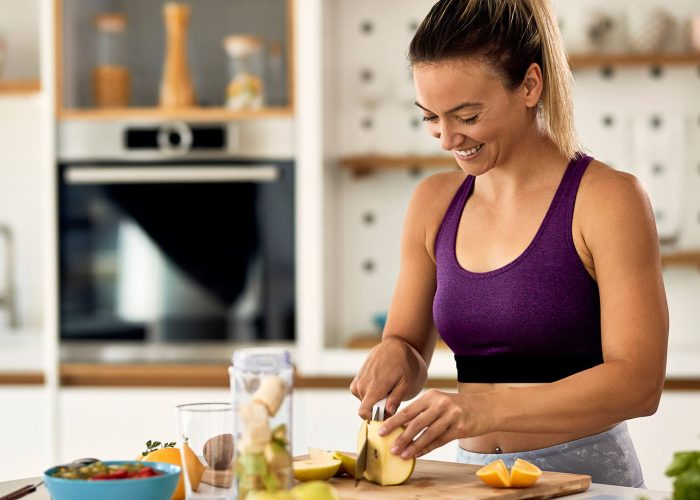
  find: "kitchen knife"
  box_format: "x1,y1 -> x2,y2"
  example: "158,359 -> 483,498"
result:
372,397 -> 387,421
355,397 -> 389,487
355,422 -> 368,487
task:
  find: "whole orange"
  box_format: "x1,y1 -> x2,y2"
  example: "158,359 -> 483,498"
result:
143,445 -> 205,500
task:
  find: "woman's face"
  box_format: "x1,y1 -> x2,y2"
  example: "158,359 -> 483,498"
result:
413,58 -> 540,176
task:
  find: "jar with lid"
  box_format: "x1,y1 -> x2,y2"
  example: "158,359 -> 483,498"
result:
230,348 -> 293,498
93,13 -> 130,107
223,35 -> 266,109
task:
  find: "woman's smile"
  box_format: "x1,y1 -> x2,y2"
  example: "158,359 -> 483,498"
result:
453,143 -> 485,161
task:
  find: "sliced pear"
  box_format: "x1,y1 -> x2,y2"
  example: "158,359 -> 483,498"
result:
292,459 -> 341,482
308,447 -> 335,461
331,451 -> 357,478
363,420 -> 415,486
247,491 -> 295,500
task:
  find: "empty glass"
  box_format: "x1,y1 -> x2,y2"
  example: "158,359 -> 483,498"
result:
176,402 -> 235,500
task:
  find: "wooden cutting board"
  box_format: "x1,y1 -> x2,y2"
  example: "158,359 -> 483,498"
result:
327,456 -> 591,500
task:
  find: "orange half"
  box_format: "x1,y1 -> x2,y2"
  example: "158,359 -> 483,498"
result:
476,459 -> 511,488
509,458 -> 542,487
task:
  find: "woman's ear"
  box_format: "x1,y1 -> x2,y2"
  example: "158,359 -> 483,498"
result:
521,63 -> 543,108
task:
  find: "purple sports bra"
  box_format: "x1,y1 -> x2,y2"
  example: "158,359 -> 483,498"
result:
432,155 -> 603,383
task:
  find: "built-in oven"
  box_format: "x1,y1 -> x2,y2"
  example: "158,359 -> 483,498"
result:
57,119 -> 295,344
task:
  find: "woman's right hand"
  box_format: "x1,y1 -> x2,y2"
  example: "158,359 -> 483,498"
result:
350,337 -> 428,420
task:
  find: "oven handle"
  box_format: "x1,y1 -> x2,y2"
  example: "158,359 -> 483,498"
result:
64,165 -> 280,184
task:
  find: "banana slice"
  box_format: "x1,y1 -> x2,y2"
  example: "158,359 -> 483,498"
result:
240,402 -> 272,446
253,375 -> 287,417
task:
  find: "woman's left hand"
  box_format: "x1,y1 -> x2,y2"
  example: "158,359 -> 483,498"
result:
378,389 -> 481,459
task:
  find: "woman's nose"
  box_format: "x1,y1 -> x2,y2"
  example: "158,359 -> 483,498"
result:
435,124 -> 462,152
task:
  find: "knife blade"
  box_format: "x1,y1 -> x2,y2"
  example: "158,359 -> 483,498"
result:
372,397 -> 387,421
355,421 -> 368,487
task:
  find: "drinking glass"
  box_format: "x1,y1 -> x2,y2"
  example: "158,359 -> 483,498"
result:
176,402 -> 235,500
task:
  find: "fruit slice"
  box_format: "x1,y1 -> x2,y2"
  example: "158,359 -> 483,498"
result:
332,451 -> 357,478
509,458 -> 542,487
292,459 -> 341,482
476,459 -> 511,488
364,421 -> 416,486
308,447 -> 335,461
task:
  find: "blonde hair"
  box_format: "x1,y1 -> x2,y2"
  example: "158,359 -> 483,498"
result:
409,0 -> 581,159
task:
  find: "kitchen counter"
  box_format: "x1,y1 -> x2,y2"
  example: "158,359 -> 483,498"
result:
0,329 -> 45,384
0,476 -> 670,500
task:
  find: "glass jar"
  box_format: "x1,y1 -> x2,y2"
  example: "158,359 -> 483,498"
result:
265,41 -> 286,107
93,13 -> 130,107
230,348 -> 293,499
223,35 -> 265,109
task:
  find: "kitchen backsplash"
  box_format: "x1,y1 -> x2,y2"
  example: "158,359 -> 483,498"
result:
324,0 -> 700,346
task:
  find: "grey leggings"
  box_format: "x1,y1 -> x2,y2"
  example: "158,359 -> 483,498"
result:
455,422 -> 645,488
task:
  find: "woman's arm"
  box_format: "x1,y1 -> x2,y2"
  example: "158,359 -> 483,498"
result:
351,172 -> 459,419
383,166 -> 669,457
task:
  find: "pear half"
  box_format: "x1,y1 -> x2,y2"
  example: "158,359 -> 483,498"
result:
358,420 -> 416,486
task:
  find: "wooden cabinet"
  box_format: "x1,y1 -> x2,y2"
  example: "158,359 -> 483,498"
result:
55,0 -> 295,121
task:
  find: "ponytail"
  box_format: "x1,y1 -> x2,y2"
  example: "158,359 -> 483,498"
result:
409,0 -> 582,159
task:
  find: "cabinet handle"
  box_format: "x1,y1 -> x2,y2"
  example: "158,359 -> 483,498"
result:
64,165 -> 280,184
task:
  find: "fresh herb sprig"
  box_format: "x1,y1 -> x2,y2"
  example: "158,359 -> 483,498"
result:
666,451 -> 700,500
141,439 -> 176,457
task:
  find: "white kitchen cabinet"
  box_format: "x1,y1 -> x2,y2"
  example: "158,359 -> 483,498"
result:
0,387 -> 50,481
58,388 -> 230,463
628,391 -> 700,491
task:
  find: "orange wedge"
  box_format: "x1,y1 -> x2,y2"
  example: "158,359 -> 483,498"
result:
509,458 -> 542,487
476,459 -> 511,488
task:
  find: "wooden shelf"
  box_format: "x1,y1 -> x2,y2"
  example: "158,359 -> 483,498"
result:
569,52 -> 700,68
661,251 -> 700,267
58,106 -> 294,122
339,154 -> 457,176
0,80 -> 41,95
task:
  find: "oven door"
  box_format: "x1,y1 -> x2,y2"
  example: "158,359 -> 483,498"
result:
58,160 -> 295,343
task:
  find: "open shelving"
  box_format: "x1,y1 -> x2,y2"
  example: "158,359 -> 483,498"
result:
55,0 -> 295,122
0,80 -> 41,95
569,52 -> 700,68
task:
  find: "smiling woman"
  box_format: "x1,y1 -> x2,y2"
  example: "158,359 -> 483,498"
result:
349,0 -> 669,489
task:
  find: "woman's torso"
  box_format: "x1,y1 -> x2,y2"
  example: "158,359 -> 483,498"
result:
423,157 -> 617,453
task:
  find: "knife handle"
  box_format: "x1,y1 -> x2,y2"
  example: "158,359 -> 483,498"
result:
0,483 -> 38,500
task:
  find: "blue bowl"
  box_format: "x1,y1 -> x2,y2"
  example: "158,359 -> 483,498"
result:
44,461 -> 180,500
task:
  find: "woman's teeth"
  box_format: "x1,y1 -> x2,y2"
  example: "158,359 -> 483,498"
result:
454,144 -> 484,158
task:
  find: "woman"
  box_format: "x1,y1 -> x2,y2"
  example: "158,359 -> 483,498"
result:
349,0 -> 668,488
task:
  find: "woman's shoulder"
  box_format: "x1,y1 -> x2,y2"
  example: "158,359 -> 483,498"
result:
409,170 -> 466,221
579,159 -> 649,209
405,170 -> 467,260
577,158 -> 655,242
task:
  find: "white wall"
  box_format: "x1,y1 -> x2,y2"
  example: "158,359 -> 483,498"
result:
0,0 -> 40,80
0,96 -> 45,328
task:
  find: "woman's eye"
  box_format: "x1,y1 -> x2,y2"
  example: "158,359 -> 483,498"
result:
459,114 -> 479,125
421,115 -> 438,122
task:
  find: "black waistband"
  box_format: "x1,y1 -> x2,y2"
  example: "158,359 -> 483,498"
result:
455,353 -> 604,383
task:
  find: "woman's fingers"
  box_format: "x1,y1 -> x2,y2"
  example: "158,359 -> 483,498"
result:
398,418 -> 452,459
379,395 -> 428,436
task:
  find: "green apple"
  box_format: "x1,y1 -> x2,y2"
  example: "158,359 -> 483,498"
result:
361,420 -> 416,486
291,481 -> 340,500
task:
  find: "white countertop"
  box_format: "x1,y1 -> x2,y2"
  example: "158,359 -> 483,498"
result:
0,476 -> 670,500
